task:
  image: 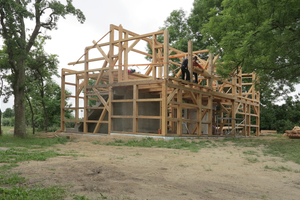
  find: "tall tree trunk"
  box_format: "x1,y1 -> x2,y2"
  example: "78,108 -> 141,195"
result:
25,96 -> 35,134
14,62 -> 26,138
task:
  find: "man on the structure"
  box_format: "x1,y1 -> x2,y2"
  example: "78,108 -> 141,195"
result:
181,56 -> 203,83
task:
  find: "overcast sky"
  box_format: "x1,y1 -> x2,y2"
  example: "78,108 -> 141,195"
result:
0,0 -> 195,111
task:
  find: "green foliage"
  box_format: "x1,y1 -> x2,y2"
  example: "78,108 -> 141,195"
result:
1,118 -> 12,126
201,0 -> 300,96
260,95 -> 300,133
2,108 -> 14,118
0,0 -> 85,137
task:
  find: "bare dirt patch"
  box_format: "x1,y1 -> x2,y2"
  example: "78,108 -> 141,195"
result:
12,133 -> 300,200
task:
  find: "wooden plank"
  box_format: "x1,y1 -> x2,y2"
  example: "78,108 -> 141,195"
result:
188,40 -> 193,83
161,81 -> 168,136
133,85 -> 138,133
177,88 -> 182,136
167,88 -> 178,105
83,48 -> 89,133
92,88 -> 109,110
93,108 -> 108,133
163,29 -> 169,80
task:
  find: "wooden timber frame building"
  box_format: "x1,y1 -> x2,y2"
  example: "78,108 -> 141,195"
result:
60,24 -> 260,137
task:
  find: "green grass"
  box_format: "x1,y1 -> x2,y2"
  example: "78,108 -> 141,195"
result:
98,137 -> 214,152
0,132 -> 73,200
218,138 -> 300,164
0,185 -> 66,200
0,134 -> 68,149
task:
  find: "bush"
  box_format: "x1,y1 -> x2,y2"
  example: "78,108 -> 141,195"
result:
2,118 -> 13,126
274,119 -> 294,133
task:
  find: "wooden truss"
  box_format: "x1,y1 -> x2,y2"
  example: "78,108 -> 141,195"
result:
61,24 -> 260,137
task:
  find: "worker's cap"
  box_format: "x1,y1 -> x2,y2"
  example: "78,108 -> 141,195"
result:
193,56 -> 198,60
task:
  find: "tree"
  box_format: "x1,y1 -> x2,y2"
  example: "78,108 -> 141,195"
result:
25,80 -> 73,132
201,0 -> 300,89
26,35 -> 59,132
0,0 -> 85,137
2,107 -> 14,118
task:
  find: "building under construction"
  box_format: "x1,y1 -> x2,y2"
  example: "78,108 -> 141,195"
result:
60,24 -> 260,137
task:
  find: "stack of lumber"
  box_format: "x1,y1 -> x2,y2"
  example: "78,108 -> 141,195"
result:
260,130 -> 277,135
285,126 -> 300,139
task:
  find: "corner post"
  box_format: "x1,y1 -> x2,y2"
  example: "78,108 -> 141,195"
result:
163,29 -> 169,80
188,40 -> 193,83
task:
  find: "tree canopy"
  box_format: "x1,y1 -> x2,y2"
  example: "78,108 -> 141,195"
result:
0,0 -> 85,137
156,0 -> 300,102
200,0 -> 300,98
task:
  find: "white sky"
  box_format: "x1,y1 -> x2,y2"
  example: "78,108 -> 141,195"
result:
0,0 -> 195,111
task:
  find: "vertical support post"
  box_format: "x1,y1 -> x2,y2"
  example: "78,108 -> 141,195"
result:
256,104 -> 260,136
231,100 -> 236,136
109,24 -> 114,84
83,48 -> 89,133
252,72 -> 256,100
177,88 -> 182,136
163,29 -> 169,80
133,85 -> 138,133
197,93 -> 202,136
161,81 -> 168,136
118,25 -> 123,82
208,53 -> 213,88
124,31 -> 129,80
246,104 -> 251,136
188,40 -> 193,83
61,69 -> 65,131
152,34 -> 157,80
238,67 -> 242,96
207,95 -> 213,136
108,86 -> 113,135
75,75 -> 79,126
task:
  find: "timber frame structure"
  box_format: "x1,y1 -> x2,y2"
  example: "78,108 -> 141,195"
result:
61,24 -> 260,137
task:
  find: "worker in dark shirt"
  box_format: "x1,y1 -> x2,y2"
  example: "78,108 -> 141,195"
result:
181,56 -> 203,83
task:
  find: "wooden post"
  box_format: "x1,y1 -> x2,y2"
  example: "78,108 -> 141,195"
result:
118,25 -> 123,82
208,53 -> 213,88
177,88 -> 182,136
124,31 -> 129,80
109,24 -> 114,84
133,85 -> 138,133
108,86 -> 113,135
207,95 -> 213,136
161,81 -> 168,136
75,75 -> 79,126
61,69 -> 65,131
83,48 -> 89,133
152,34 -> 157,80
231,100 -> 236,136
188,40 -> 193,83
163,29 -> 169,80
197,93 -> 202,136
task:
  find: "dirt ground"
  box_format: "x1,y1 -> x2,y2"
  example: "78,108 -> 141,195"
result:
11,133 -> 300,200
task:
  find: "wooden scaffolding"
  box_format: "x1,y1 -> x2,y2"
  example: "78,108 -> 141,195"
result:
60,24 -> 260,137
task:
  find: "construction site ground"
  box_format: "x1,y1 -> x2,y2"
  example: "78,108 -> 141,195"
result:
11,133 -> 300,200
